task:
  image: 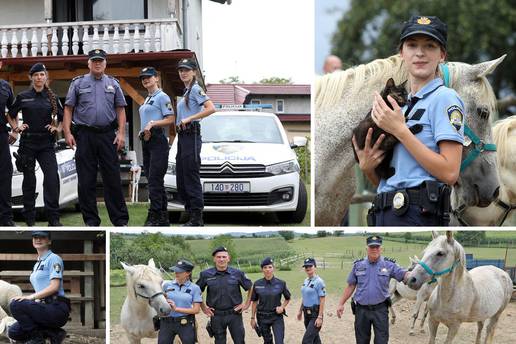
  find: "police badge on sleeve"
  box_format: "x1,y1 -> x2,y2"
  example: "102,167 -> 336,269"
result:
53,263 -> 62,274
447,105 -> 463,131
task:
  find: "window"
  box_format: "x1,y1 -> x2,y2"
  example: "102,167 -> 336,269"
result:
250,99 -> 261,105
276,99 -> 284,113
53,0 -> 148,22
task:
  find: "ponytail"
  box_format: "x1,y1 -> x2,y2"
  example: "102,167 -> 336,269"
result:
184,75 -> 197,110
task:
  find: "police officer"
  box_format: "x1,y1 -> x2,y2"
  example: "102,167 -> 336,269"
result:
138,66 -> 175,226
63,49 -> 129,226
197,246 -> 252,344
9,63 -> 63,226
353,16 -> 464,226
8,231 -> 70,344
159,259 -> 201,344
175,58 -> 215,226
0,60 -> 17,226
250,257 -> 291,344
336,236 -> 408,344
298,258 -> 326,344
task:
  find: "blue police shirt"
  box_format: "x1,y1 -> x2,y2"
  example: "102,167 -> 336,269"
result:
65,73 -> 127,127
196,266 -> 252,309
30,250 -> 65,297
301,275 -> 326,307
347,256 -> 406,305
378,77 -> 465,193
251,276 -> 291,312
162,279 -> 202,318
138,89 -> 174,135
0,79 -> 15,132
176,82 -> 210,125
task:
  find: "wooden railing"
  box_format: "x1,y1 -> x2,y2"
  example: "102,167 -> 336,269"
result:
0,18 -> 182,58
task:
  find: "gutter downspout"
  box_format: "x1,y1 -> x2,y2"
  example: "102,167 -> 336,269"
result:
182,0 -> 188,49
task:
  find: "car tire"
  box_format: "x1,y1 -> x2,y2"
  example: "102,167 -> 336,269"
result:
276,180 -> 307,224
168,211 -> 181,224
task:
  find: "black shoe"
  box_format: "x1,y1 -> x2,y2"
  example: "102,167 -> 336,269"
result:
44,328 -> 67,344
157,210 -> 170,226
26,218 -> 36,227
182,211 -> 204,227
144,210 -> 159,226
25,333 -> 45,344
48,219 -> 63,227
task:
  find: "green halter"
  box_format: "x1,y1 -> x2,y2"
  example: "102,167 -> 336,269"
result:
418,259 -> 460,284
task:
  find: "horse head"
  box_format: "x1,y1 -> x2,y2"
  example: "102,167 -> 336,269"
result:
407,231 -> 465,290
449,55 -> 506,208
121,258 -> 172,316
492,115 -> 516,203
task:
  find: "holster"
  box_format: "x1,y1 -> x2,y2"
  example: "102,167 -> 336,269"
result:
351,298 -> 356,315
366,206 -> 376,226
176,121 -> 200,135
13,151 -> 35,173
254,325 -> 262,337
439,184 -> 451,226
385,297 -> 392,307
206,319 -> 214,338
153,316 -> 160,331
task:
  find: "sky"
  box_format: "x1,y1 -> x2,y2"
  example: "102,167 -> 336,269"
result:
202,0 -> 313,84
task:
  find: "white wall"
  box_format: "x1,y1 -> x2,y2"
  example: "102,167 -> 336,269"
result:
0,0 -> 45,25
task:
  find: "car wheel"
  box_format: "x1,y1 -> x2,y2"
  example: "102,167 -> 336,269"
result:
168,211 -> 181,224
276,180 -> 307,224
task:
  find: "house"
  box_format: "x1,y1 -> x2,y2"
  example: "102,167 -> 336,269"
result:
206,83 -> 311,139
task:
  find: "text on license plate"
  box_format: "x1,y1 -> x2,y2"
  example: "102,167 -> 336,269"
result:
204,182 -> 250,193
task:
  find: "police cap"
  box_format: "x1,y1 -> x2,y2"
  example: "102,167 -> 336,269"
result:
212,246 -> 228,256
400,16 -> 447,48
139,66 -> 158,79
366,235 -> 382,247
260,257 -> 274,268
88,49 -> 107,61
29,63 -> 47,76
31,231 -> 50,239
302,257 -> 316,268
170,259 -> 194,273
177,58 -> 197,70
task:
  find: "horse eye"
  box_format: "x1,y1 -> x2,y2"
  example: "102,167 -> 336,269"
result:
436,251 -> 445,257
137,284 -> 145,289
477,107 -> 489,119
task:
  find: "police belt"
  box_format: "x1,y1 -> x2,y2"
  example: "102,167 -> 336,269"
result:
139,127 -> 165,141
176,121 -> 200,135
75,122 -> 116,133
302,305 -> 319,317
162,315 -> 194,323
356,299 -> 389,311
213,308 -> 238,316
257,310 -> 280,317
21,131 -> 53,138
41,295 -> 71,309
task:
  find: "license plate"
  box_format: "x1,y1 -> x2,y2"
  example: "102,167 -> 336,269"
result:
204,182 -> 250,193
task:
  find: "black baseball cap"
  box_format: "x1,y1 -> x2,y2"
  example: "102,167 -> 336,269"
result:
29,63 -> 47,76
400,16 -> 447,48
88,49 -> 107,60
170,259 -> 194,273
212,246 -> 228,256
139,66 -> 158,79
177,58 -> 197,70
261,257 -> 274,268
367,235 -> 382,247
302,257 -> 316,267
32,231 -> 50,238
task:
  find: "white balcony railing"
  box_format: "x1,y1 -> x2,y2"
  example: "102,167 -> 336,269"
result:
0,18 -> 182,58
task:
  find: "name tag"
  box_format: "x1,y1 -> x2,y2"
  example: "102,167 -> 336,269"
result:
78,87 -> 92,94
21,98 -> 35,102
105,85 -> 115,93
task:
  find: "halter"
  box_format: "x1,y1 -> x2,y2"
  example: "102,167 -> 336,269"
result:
134,289 -> 165,305
439,63 -> 497,172
418,259 -> 460,284
453,199 -> 516,227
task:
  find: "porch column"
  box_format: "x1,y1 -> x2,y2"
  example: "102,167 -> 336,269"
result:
44,0 -> 53,22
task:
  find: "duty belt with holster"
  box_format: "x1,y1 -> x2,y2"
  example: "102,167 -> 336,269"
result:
367,181 -> 451,226
75,121 -> 118,134
20,131 -> 53,139
213,308 -> 238,316
138,127 -> 164,141
355,298 -> 391,311
176,121 -> 200,135
162,314 -> 194,324
41,295 -> 71,311
302,305 -> 319,318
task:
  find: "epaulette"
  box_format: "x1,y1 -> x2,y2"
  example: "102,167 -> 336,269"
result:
353,258 -> 364,264
107,75 -> 120,83
72,75 -> 84,82
384,257 -> 396,263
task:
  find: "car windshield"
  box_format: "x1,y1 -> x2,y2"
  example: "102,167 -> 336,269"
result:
202,114 -> 284,144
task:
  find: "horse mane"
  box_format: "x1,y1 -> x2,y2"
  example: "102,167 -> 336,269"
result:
125,264 -> 162,296
492,116 -> 516,168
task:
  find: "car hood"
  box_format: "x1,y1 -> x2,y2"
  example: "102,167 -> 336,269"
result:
169,142 -> 297,166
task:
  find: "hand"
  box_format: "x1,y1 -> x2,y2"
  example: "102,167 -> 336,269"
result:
336,304 -> 344,319
250,318 -> 257,329
113,132 -> 125,151
297,311 -> 302,321
45,124 -> 59,134
65,133 -> 76,149
17,123 -> 29,132
203,307 -> 215,317
352,128 -> 386,174
371,92 -> 406,137
275,306 -> 284,314
179,117 -> 193,130
167,299 -> 176,310
143,130 -> 151,141
12,295 -> 33,301
8,132 -> 18,145
234,302 -> 249,313
315,317 -> 323,328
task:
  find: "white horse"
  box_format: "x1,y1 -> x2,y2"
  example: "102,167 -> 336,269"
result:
407,231 -> 512,344
315,54 -> 505,225
453,115 -> 516,226
389,256 -> 436,335
120,258 -> 172,344
0,280 -> 22,317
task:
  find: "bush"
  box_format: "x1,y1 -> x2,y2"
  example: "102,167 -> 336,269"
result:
295,136 -> 311,182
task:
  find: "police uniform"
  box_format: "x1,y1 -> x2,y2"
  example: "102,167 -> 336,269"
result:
251,257 -> 291,344
300,258 -> 325,344
64,49 -> 129,226
159,260 -> 201,344
347,236 -> 407,344
8,231 -> 70,344
196,246 -> 253,344
0,78 -> 15,226
138,67 -> 174,226
370,16 -> 464,226
176,58 -> 210,226
9,63 -> 63,226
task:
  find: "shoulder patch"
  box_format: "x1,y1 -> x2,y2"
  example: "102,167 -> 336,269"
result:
447,105 -> 463,131
353,258 -> 364,264
72,75 -> 85,82
166,102 -> 173,111
53,263 -> 62,274
384,257 -> 396,263
199,89 -> 206,97
107,75 -> 120,83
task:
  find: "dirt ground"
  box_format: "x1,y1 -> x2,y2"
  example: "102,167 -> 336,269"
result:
0,332 -> 105,344
110,298 -> 516,344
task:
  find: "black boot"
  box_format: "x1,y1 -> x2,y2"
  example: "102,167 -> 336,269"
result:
25,332 -> 45,344
144,209 -> 159,226
157,210 -> 170,226
48,218 -> 63,227
42,328 -> 67,344
26,218 -> 36,227
182,210 -> 204,227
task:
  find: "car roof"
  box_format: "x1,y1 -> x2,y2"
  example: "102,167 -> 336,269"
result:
211,111 -> 278,118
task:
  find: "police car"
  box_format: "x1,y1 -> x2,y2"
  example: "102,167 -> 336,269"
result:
164,106 -> 308,223
10,139 -> 79,211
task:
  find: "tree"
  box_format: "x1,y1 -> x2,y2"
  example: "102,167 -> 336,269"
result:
316,230 -> 329,238
211,235 -> 238,261
403,232 -> 412,243
330,0 -> 516,100
259,77 -> 292,84
456,231 -> 486,245
278,231 -> 295,241
334,230 -> 344,237
219,76 -> 243,84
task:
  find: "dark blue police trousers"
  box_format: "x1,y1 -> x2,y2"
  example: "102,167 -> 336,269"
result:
176,132 -> 203,213
75,129 -> 128,226
8,299 -> 69,341
302,314 -> 321,344
258,313 -> 285,344
142,133 -> 169,212
354,303 -> 389,344
212,313 -> 245,344
0,132 -> 14,224
158,316 -> 196,344
374,206 -> 441,226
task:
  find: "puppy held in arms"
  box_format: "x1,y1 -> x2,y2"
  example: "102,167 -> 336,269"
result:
352,78 -> 422,179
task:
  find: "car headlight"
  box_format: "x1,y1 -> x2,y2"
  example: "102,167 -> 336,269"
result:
265,160 -> 299,175
167,162 -> 176,175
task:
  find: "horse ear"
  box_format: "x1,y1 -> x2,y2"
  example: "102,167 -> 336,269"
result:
470,54 -> 506,79
446,231 -> 454,244
121,261 -> 136,276
431,231 -> 439,239
148,258 -> 156,269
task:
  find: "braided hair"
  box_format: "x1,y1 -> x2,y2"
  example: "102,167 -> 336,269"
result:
44,84 -> 58,126
183,75 -> 197,110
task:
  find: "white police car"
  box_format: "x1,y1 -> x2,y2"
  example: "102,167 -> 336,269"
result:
164,109 -> 308,223
10,139 -> 79,211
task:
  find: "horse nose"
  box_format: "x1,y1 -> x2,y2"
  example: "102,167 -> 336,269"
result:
473,183 -> 496,207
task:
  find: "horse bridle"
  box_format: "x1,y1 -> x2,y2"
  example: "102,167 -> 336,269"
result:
134,288 -> 165,305
418,259 -> 461,284
452,199 -> 516,227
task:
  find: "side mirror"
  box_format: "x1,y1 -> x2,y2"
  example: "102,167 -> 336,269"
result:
290,136 -> 307,149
